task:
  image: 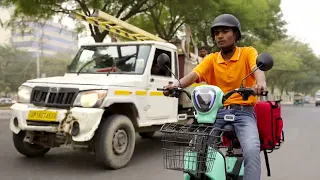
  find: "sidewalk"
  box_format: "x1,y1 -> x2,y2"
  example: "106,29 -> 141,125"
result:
281,101 -> 292,104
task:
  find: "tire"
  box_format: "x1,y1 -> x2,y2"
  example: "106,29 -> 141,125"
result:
13,131 -> 50,157
139,131 -> 156,139
94,114 -> 135,169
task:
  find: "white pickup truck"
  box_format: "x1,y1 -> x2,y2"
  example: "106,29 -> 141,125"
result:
10,40 -> 201,169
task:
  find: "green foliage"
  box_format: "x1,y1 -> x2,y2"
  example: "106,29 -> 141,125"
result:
3,0 -> 319,96
5,0 -> 286,45
186,0 -> 287,50
0,46 -> 72,92
128,0 -> 216,41
0,45 -> 33,92
40,53 -> 73,77
4,0 -> 163,42
262,38 -> 320,95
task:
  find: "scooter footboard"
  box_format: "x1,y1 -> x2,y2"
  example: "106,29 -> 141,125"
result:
226,156 -> 244,178
184,149 -> 227,180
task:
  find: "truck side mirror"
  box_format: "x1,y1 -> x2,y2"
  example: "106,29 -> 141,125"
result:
157,53 -> 170,71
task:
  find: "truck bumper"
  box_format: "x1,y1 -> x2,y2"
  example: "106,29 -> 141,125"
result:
10,103 -> 104,142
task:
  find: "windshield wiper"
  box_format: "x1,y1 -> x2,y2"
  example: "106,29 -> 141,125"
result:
76,54 -> 111,75
106,54 -> 137,76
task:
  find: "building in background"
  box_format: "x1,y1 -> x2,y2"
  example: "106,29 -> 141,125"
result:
11,21 -> 79,57
0,6 -> 79,57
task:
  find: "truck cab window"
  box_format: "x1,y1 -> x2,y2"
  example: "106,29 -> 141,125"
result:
151,48 -> 172,77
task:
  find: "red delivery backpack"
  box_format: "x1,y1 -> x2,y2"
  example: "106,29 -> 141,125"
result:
220,99 -> 285,176
221,100 -> 285,150
254,99 -> 285,176
254,100 -> 284,151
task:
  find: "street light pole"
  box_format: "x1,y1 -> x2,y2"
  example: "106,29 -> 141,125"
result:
36,44 -> 40,78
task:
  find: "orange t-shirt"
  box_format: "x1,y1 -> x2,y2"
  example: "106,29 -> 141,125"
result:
193,46 -> 258,106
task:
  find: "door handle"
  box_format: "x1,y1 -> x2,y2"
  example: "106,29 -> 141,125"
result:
150,78 -> 154,82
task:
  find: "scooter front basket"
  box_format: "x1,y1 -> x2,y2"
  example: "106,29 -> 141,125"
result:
160,123 -> 224,176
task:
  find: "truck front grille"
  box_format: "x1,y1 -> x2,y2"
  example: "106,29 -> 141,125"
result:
30,86 -> 79,108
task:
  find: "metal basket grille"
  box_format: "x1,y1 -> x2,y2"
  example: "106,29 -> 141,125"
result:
160,123 -> 224,177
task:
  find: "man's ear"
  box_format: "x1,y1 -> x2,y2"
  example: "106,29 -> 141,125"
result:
233,30 -> 240,42
233,30 -> 239,40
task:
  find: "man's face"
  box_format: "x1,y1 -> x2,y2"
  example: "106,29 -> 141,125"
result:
199,49 -> 207,58
213,27 -> 236,49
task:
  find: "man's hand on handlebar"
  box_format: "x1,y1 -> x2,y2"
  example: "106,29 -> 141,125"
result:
163,81 -> 179,97
252,82 -> 267,96
160,81 -> 268,100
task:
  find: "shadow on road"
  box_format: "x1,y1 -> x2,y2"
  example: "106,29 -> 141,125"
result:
11,134 -> 163,173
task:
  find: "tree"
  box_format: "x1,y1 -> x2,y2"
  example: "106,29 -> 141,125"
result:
40,53 -> 73,77
262,37 -> 320,96
0,45 -> 35,91
126,0 -> 286,55
128,0 -> 216,41
188,0 -> 287,50
4,0 -> 163,42
288,42 -> 320,94
0,45 -> 73,92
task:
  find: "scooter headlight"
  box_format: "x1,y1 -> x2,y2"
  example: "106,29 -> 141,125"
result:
192,86 -> 217,113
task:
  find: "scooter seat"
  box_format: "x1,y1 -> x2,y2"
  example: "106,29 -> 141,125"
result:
222,124 -> 237,139
220,124 -> 242,149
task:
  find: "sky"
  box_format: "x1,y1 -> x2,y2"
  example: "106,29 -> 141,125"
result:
280,0 -> 320,56
54,0 -> 320,56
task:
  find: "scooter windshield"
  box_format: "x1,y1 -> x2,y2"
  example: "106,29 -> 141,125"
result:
193,87 -> 216,113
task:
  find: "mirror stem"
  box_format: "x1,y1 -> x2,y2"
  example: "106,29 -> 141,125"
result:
164,64 -> 182,87
240,66 -> 260,88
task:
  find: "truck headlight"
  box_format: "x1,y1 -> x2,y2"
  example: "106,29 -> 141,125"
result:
73,90 -> 107,108
17,85 -> 32,103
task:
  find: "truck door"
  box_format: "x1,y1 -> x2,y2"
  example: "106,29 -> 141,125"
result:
146,47 -> 178,121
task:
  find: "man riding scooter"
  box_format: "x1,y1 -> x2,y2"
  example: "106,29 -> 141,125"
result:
163,14 -> 268,180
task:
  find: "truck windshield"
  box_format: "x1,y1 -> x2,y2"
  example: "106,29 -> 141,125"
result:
67,44 -> 151,74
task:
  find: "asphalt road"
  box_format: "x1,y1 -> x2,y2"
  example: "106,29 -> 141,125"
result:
0,104 -> 319,180
0,109 -> 10,120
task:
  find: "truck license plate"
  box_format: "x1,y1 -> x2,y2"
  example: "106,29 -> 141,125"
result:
27,110 -> 58,122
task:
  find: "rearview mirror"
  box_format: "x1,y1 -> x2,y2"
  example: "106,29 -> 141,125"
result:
157,53 -> 170,70
156,52 -> 181,86
256,53 -> 274,71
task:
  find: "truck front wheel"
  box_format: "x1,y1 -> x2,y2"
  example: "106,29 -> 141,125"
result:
94,114 -> 135,169
13,131 -> 50,157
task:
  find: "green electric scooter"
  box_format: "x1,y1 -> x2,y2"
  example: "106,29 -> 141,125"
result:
157,53 -> 274,180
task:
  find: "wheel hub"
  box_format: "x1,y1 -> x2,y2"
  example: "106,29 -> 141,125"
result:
112,129 -> 128,155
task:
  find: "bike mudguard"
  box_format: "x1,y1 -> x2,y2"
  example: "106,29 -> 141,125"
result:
183,148 -> 227,180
